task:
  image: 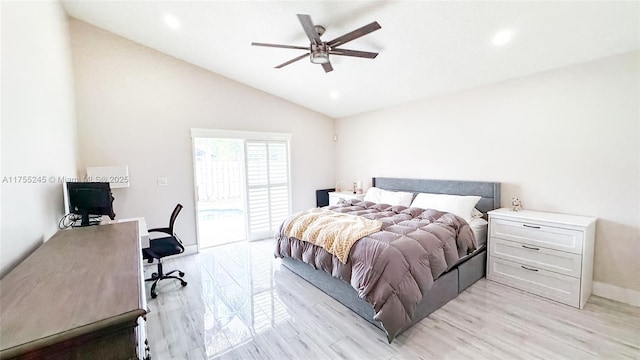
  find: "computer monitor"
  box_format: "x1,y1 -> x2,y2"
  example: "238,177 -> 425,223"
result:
66,182 -> 116,226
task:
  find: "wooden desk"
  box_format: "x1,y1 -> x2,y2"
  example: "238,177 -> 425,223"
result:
0,222 -> 149,359
102,217 -> 150,248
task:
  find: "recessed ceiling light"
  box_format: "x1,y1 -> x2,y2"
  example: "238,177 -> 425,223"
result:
492,29 -> 514,46
163,13 -> 181,30
330,91 -> 340,100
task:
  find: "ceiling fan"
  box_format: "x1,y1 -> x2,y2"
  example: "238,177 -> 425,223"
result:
251,14 -> 381,73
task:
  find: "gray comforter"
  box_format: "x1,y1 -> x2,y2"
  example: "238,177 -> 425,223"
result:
274,199 -> 477,341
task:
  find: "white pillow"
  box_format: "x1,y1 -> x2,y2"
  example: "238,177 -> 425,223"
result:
410,193 -> 481,223
469,217 -> 489,245
364,187 -> 414,207
381,189 -> 414,207
364,187 -> 382,203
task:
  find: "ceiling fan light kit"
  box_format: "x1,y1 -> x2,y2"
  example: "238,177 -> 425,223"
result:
310,43 -> 330,64
251,14 -> 381,73
310,51 -> 330,64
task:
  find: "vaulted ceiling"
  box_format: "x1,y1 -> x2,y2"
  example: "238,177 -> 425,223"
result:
62,1 -> 639,118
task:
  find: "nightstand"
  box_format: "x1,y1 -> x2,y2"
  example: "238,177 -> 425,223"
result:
328,191 -> 365,206
487,208 -> 596,309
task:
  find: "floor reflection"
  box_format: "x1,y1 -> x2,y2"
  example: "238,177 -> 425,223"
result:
144,239 -> 640,360
145,239 -> 293,359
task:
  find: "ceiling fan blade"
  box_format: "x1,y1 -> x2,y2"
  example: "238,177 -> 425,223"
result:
327,21 -> 381,48
251,42 -> 309,50
322,62 -> 333,73
329,48 -> 378,59
275,53 -> 309,68
297,14 -> 322,43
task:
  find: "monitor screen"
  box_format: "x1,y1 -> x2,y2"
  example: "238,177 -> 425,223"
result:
66,182 -> 116,226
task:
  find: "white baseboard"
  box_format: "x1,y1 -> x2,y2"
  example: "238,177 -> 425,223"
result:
592,281 -> 640,307
181,244 -> 198,256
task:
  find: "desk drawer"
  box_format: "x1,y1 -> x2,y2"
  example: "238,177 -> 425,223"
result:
487,257 -> 580,307
490,238 -> 582,278
490,218 -> 583,254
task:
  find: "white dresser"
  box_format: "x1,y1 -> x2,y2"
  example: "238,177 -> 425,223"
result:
487,208 -> 596,309
328,191 -> 365,206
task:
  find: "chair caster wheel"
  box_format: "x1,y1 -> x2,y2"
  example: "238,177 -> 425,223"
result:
151,292 -> 157,299
152,272 -> 158,279
181,281 -> 188,287
179,271 -> 185,277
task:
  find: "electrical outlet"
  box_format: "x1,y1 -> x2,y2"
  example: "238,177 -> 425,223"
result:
157,177 -> 168,186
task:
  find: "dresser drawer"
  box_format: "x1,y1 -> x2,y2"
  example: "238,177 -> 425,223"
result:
490,238 -> 582,278
487,257 -> 580,307
490,218 -> 584,254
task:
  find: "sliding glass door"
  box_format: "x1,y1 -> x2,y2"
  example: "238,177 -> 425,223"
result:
193,138 -> 246,248
245,141 -> 290,241
192,129 -> 291,248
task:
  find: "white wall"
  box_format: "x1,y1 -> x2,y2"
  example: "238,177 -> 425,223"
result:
68,19 -> 335,248
1,1 -> 78,278
336,51 -> 640,292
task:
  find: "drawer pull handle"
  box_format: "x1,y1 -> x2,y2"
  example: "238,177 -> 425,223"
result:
522,245 -> 540,251
521,265 -> 539,272
523,224 -> 541,229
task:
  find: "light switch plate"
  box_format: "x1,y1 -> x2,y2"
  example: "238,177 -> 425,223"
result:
157,177 -> 168,186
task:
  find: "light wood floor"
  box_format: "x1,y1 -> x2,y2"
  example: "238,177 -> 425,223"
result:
144,240 -> 640,360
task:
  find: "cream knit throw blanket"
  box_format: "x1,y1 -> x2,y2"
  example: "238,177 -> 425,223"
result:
284,208 -> 382,263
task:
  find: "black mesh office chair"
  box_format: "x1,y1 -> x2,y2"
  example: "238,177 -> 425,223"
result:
143,204 -> 187,298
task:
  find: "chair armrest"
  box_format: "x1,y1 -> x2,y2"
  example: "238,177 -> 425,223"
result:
148,227 -> 172,235
174,234 -> 186,252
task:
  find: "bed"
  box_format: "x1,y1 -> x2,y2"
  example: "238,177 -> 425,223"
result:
275,177 -> 501,342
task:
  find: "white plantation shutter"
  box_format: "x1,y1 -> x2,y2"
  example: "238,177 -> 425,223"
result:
245,140 -> 291,240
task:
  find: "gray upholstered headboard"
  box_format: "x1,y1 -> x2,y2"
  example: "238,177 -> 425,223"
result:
372,177 -> 501,214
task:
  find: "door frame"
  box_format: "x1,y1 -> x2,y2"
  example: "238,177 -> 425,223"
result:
190,128 -> 292,251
